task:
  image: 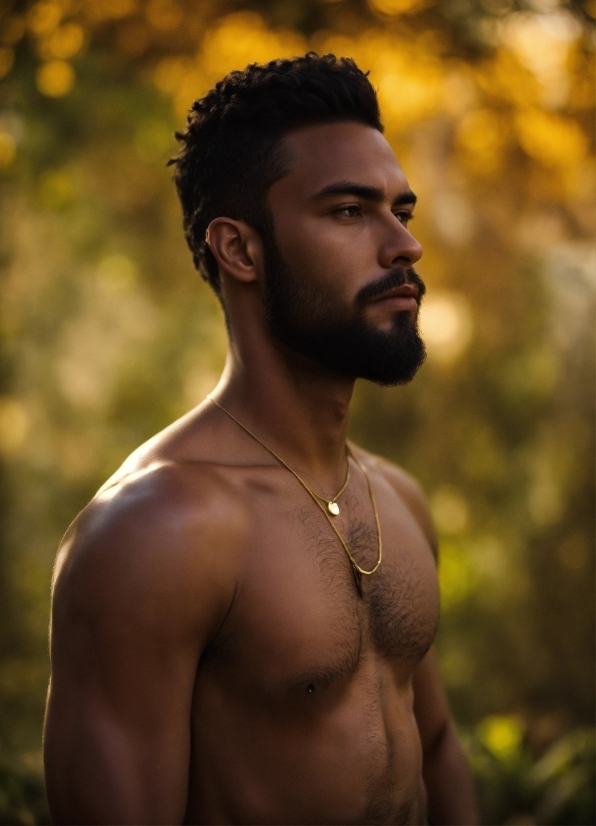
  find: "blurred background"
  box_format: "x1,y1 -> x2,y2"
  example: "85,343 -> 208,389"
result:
0,0 -> 594,822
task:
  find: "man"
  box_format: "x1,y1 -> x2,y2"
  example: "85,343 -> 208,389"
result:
44,54 -> 478,824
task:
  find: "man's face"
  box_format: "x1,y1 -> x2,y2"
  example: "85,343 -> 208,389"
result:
262,121 -> 426,386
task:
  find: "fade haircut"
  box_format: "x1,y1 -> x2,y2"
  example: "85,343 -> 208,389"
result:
170,53 -> 383,297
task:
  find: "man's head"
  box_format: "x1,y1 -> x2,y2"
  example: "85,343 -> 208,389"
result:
171,53 -> 382,295
171,53 -> 426,385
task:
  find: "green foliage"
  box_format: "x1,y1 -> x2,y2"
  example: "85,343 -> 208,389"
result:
464,722 -> 596,825
0,754 -> 49,825
529,728 -> 596,825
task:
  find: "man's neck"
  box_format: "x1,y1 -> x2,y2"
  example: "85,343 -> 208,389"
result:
212,337 -> 355,488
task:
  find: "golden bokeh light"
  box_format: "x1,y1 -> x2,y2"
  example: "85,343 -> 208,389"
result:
37,168 -> 77,209
173,69 -> 209,117
441,71 -> 478,118
0,47 -> 15,79
163,12 -> 307,116
97,254 -> 138,292
419,293 -> 474,364
59,432 -> 99,481
516,109 -> 587,170
477,715 -> 526,761
0,132 -> 16,167
479,47 -> 540,109
36,59 -> 75,96
311,29 -> 445,132
377,65 -> 442,129
367,0 -> 431,15
439,540 -> 477,609
432,191 -> 475,246
431,486 -> 470,535
42,23 -> 85,61
456,108 -> 508,175
200,13 -> 306,86
500,11 -> 577,108
84,0 -> 137,23
0,397 -> 29,456
153,56 -> 188,95
27,0 -> 62,36
528,477 -> 563,527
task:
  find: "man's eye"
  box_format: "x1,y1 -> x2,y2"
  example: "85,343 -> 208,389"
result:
394,211 -> 414,227
335,205 -> 362,218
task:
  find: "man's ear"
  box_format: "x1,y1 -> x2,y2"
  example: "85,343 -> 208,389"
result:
206,217 -> 261,284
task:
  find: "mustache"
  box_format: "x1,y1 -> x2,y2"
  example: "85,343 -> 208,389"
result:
355,267 -> 426,308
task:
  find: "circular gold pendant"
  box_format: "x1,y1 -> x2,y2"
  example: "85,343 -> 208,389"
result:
328,502 -> 340,516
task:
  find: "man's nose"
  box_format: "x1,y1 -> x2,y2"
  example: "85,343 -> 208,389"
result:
379,219 -> 423,269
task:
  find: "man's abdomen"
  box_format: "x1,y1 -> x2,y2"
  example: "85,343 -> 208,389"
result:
185,654 -> 426,825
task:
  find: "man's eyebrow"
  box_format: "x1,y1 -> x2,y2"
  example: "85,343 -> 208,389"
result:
393,189 -> 417,207
312,181 -> 417,206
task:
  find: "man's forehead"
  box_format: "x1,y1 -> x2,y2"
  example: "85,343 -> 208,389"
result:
276,121 -> 409,198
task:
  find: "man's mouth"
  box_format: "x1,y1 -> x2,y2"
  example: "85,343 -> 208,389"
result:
370,283 -> 419,312
355,267 -> 425,310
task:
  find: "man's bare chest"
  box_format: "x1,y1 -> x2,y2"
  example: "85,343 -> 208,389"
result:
207,467 -> 440,690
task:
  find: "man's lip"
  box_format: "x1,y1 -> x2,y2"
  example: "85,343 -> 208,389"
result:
369,284 -> 420,312
372,283 -> 419,303
372,295 -> 419,312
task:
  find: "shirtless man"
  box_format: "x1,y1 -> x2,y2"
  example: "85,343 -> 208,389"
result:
43,54 -> 477,825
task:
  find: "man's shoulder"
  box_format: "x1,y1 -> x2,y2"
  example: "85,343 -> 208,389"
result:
350,444 -> 438,560
52,459 -> 249,642
71,457 -> 251,562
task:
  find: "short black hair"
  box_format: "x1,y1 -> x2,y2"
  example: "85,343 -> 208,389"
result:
170,52 -> 383,297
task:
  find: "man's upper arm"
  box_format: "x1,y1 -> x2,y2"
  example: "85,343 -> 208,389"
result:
44,464 -> 241,825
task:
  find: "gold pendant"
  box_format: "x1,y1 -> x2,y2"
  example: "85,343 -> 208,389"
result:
328,502 -> 340,516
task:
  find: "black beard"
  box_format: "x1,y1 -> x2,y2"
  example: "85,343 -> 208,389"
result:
261,230 -> 427,386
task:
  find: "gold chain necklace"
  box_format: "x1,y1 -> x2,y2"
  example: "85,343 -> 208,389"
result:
313,461 -> 350,516
208,395 -> 382,594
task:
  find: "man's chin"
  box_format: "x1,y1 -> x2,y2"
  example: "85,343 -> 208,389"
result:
286,332 -> 426,386
339,320 -> 427,386
352,349 -> 426,386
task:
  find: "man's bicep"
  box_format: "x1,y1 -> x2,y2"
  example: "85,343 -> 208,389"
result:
44,485 -> 233,824
45,556 -> 199,823
44,669 -> 193,825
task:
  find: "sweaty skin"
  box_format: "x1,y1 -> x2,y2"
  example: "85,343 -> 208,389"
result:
44,122 -> 477,825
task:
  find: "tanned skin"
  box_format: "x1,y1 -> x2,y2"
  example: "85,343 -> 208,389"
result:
44,122 -> 478,825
